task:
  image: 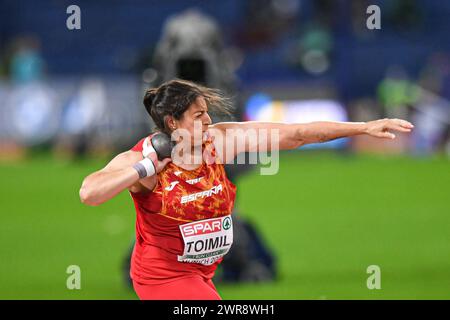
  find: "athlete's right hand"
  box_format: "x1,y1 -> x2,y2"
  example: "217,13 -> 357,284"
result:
142,137 -> 171,173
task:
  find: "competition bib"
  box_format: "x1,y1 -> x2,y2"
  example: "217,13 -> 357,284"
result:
178,215 -> 233,265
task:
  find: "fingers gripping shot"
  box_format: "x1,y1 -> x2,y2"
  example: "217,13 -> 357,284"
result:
79,79 -> 414,300
132,133 -> 175,178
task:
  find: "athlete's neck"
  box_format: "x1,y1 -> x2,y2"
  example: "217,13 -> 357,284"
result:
172,144 -> 204,170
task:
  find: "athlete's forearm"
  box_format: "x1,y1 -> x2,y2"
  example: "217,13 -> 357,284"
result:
79,167 -> 140,206
295,121 -> 367,145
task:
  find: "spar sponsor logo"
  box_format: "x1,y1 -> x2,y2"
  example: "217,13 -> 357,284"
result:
180,217 -> 222,237
180,184 -> 223,204
178,215 -> 233,265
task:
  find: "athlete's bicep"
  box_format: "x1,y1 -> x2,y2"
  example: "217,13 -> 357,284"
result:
208,123 -> 263,163
209,122 -> 302,162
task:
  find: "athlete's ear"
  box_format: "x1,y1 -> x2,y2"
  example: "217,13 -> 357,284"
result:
165,115 -> 177,131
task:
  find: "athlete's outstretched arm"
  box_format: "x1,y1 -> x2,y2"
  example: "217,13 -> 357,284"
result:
289,118 -> 414,145
210,118 -> 413,162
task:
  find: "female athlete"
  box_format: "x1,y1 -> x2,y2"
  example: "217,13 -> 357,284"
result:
79,79 -> 414,300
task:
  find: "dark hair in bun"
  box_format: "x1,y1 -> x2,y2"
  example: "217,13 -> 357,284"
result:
143,88 -> 158,115
143,79 -> 231,135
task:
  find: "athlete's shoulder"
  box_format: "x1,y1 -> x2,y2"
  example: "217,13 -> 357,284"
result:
130,137 -> 145,152
130,132 -> 160,152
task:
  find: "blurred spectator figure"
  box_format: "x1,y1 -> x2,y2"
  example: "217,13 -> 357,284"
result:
411,94 -> 450,155
377,65 -> 419,120
7,82 -> 58,147
411,54 -> 450,155
8,35 -> 45,84
55,78 -> 107,158
148,9 -> 246,123
285,1 -> 334,75
1,35 -> 58,154
291,22 -> 333,75
151,9 -> 241,93
418,53 -> 450,98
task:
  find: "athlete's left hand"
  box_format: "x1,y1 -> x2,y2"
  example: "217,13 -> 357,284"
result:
365,118 -> 414,139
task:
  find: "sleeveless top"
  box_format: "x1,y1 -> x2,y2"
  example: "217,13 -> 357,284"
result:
129,133 -> 237,285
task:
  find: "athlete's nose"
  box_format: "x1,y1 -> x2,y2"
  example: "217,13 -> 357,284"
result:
203,112 -> 212,127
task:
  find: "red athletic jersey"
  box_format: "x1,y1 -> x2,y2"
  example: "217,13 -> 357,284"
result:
129,134 -> 237,285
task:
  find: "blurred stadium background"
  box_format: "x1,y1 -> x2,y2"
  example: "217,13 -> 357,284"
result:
0,0 -> 449,299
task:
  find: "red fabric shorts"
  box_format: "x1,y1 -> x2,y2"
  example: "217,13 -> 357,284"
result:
132,276 -> 222,300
